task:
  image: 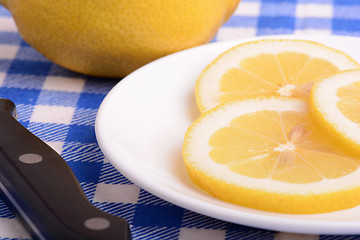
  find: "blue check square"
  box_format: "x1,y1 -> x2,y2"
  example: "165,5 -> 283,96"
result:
8,59 -> 52,76
0,87 -> 40,105
334,0 -> 357,5
133,204 -> 184,227
0,32 -> 22,45
334,6 -> 360,20
77,92 -> 106,109
67,160 -> 103,183
260,2 -> 296,16
66,125 -> 97,143
257,16 -> 295,29
333,19 -> 360,34
0,59 -> 11,72
257,16 -> 295,35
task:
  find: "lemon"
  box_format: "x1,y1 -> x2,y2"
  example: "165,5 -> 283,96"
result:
183,98 -> 360,214
310,69 -> 360,156
195,39 -> 359,113
0,0 -> 240,77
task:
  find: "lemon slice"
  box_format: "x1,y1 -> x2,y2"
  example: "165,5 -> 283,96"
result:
310,69 -> 360,156
183,98 -> 360,214
195,39 -> 359,113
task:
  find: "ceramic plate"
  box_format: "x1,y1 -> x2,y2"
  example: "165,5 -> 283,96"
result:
95,35 -> 360,234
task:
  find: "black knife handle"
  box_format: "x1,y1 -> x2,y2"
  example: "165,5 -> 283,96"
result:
0,99 -> 131,240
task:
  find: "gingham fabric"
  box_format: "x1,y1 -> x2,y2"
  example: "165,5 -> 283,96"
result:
0,0 -> 360,239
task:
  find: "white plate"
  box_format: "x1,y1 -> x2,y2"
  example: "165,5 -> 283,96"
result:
95,35 -> 360,235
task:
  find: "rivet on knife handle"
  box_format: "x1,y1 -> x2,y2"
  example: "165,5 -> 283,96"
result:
0,99 -> 132,240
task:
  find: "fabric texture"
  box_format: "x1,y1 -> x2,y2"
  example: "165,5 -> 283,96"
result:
0,0 -> 360,239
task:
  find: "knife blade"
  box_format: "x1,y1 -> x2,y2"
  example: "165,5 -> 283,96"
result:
0,98 -> 132,240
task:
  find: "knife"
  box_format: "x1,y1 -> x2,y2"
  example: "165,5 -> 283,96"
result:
0,98 -> 132,240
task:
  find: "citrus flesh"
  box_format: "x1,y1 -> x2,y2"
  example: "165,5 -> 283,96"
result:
0,0 -> 240,77
195,39 -> 360,113
183,98 -> 360,214
310,69 -> 360,156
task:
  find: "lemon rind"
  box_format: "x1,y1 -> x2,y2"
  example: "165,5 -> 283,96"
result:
310,69 -> 360,153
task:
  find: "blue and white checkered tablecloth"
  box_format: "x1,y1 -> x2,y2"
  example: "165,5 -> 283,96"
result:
1,0 -> 360,239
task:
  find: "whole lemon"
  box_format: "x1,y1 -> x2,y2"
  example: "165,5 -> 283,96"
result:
1,0 -> 240,77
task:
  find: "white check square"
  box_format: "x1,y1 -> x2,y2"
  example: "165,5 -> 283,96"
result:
179,228 -> 226,240
274,232 -> 319,240
93,183 -> 140,203
296,4 -> 333,18
0,218 -> 30,239
0,44 -> 18,60
0,72 -> 6,86
43,76 -> 85,93
30,105 -> 75,124
45,141 -> 64,154
0,17 -> 17,32
234,2 -> 260,16
217,27 -> 256,41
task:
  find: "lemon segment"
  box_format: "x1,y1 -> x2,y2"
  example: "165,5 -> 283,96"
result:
310,69 -> 360,156
196,39 -> 360,113
183,98 -> 360,214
